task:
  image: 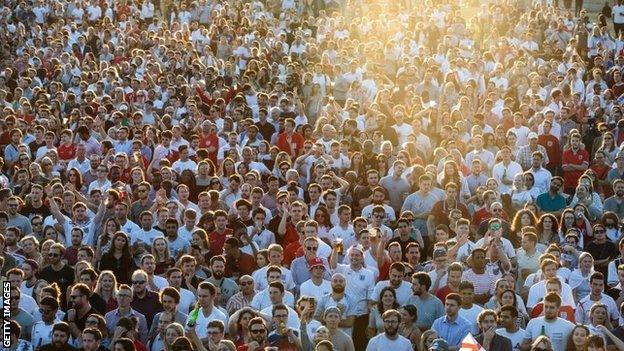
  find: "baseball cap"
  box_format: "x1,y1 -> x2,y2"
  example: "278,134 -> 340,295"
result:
308,257 -> 325,271
528,132 -> 538,139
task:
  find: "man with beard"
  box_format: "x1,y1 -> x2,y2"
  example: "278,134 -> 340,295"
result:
366,309 -> 412,350
408,272 -> 445,330
432,293 -> 471,350
226,275 -> 257,315
238,317 -> 270,351
605,179 -> 624,219
40,322 -> 77,351
113,202 -> 141,238
322,306 -> 355,351
331,244 -> 375,350
130,211 -> 164,256
19,259 -> 38,296
46,185 -> 103,246
379,160 -> 411,214
474,309 -> 512,351
130,269 -> 163,327
163,218 -> 190,259
206,255 -> 239,307
129,182 -> 153,223
79,328 -> 107,351
64,284 -> 99,339
7,196 -> 31,235
522,293 -> 575,351
535,176 -> 567,217
32,296 -> 61,348
373,261 -> 413,305
315,273 -> 356,336
39,243 -> 74,308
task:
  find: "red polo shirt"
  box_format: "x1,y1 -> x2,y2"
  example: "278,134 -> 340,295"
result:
562,148 -> 589,190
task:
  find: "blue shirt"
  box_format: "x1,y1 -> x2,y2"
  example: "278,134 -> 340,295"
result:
432,315 -> 471,346
535,192 -> 566,212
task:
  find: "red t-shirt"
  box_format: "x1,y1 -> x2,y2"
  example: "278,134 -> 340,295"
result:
283,241 -> 302,267
530,302 -> 575,323
435,285 -> 458,304
209,229 -> 232,256
538,134 -> 561,169
57,143 -> 76,160
275,132 -> 305,158
562,148 -> 589,189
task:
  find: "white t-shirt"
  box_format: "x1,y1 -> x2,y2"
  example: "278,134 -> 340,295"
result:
251,265 -> 295,291
300,279 -> 332,302
459,304 -> 484,335
524,317 -> 574,351
496,328 -> 526,351
614,5 -> 624,24
526,280 -> 575,308
372,280 -> 413,305
172,159 -> 198,174
190,307 -> 229,339
366,333 -> 413,351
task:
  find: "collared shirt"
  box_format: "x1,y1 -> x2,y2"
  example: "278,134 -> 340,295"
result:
104,308 -> 149,343
432,315 -> 472,346
290,256 -> 332,288
226,291 -> 256,315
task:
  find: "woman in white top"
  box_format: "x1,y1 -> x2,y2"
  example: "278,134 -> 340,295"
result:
568,252 -> 596,302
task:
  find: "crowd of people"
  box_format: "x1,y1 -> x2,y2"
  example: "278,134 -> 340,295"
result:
8,0 -> 624,350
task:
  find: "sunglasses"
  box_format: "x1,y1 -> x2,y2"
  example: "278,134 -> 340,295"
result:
250,329 -> 265,334
48,253 -> 60,257
306,246 -> 318,251
132,280 -> 146,285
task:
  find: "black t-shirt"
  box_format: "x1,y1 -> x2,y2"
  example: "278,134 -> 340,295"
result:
20,202 -> 51,220
40,344 -> 77,351
63,306 -> 99,331
39,264 -> 74,309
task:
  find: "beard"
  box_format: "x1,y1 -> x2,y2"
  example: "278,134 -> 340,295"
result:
617,190 -> 624,197
212,271 -> 223,280
333,285 -> 345,294
385,326 -> 398,337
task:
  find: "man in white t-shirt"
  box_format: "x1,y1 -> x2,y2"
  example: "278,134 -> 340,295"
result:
365,309 -> 413,350
496,305 -> 525,351
522,292 -> 574,351
526,259 -> 575,310
458,281 -> 484,335
574,272 -> 619,325
372,262 -> 413,305
171,145 -> 198,175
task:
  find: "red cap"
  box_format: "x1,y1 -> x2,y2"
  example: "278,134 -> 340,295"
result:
308,257 -> 325,271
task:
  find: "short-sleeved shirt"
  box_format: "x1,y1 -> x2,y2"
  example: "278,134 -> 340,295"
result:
561,148 -> 589,189
524,317 -> 574,351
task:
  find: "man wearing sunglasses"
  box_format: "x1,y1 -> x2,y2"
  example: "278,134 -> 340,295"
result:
39,243 -> 74,309
31,297 -> 60,348
65,283 -> 99,339
238,317 -> 269,351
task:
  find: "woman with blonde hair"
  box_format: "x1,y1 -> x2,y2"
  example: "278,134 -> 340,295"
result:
94,270 -> 119,313
152,237 -> 175,275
